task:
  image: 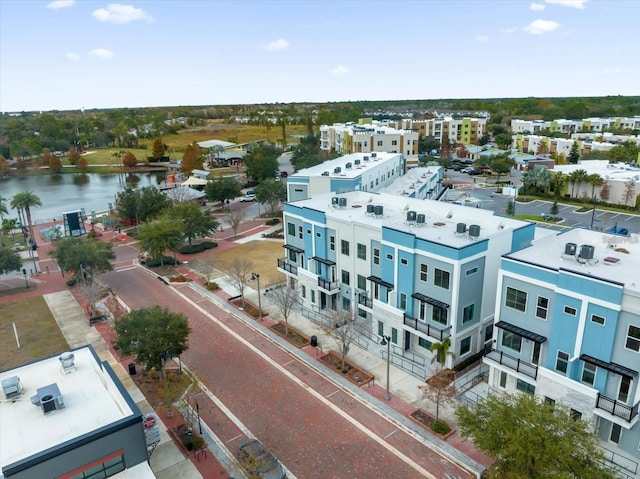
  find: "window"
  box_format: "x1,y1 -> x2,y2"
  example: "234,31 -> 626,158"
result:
399,293 -> 407,311
434,268 -> 450,289
386,253 -> 393,261
342,297 -> 350,310
418,337 -> 432,350
516,379 -> 535,395
330,235 -> 335,251
341,240 -> 349,256
501,331 -> 522,352
484,324 -> 494,343
391,327 -> 398,344
316,232 -> 321,238
298,225 -> 303,239
357,274 -> 366,290
505,287 -> 527,312
460,336 -> 471,356
555,351 -> 569,374
544,397 -> 556,407
499,371 -> 507,388
610,424 -> 622,444
306,229 -> 311,235
564,305 -> 577,316
626,325 -> 640,352
591,314 -> 605,325
62,451 -> 125,479
377,320 -> 384,336
536,296 -> 549,320
432,307 -> 447,325
341,270 -> 350,285
357,243 -> 366,260
288,250 -> 297,262
373,248 -> 380,265
377,140 -> 383,146
462,304 -> 475,324
301,285 -> 306,299
358,308 -> 367,318
391,140 -> 397,146
570,409 -> 582,420
420,263 -> 428,282
582,362 -> 596,386
311,290 -> 315,304
618,376 -> 631,403
400,258 -> 408,265
465,266 -> 478,276
287,222 -> 295,236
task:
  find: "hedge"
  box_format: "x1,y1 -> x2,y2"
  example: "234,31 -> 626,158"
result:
178,241 -> 217,254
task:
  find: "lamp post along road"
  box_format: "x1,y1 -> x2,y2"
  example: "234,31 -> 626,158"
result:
380,335 -> 391,400
251,273 -> 262,321
22,268 -> 29,288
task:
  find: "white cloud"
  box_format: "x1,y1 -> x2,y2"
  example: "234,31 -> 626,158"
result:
545,0 -> 588,8
89,49 -> 115,59
92,4 -> 154,24
263,38 -> 289,51
329,65 -> 349,76
530,3 -> 546,10
523,19 -> 561,34
476,35 -> 489,43
66,52 -> 80,61
46,0 -> 74,9
500,26 -> 517,34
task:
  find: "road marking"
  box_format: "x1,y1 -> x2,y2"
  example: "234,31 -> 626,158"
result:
115,266 -> 137,272
624,216 -> 634,222
283,359 -> 295,367
226,434 -> 243,444
610,214 -> 620,219
385,429 -> 399,440
326,390 -> 340,398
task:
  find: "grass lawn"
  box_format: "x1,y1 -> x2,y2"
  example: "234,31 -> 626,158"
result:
0,297 -> 69,370
214,240 -> 285,286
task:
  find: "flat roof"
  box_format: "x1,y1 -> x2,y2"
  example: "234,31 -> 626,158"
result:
506,228 -> 640,294
0,346 -> 135,469
379,166 -> 441,197
290,191 -> 528,248
291,152 -> 402,180
554,161 -> 640,183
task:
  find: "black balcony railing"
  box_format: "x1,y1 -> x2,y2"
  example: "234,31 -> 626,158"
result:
357,293 -> 372,309
596,393 -> 639,423
484,348 -> 538,380
317,277 -> 340,293
403,313 -> 451,341
277,258 -> 298,276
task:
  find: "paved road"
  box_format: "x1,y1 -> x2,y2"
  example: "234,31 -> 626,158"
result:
100,264 -> 478,479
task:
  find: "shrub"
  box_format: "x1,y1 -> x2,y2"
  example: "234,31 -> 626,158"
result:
206,281 -> 219,290
430,420 -> 451,435
145,256 -> 179,267
87,231 -> 97,239
178,241 -> 217,254
66,277 -> 77,286
265,218 -> 280,226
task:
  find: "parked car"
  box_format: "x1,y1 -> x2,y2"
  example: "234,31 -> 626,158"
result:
240,194 -> 256,202
466,169 -> 483,175
450,164 -> 463,171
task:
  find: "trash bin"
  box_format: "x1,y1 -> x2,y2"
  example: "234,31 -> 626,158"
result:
128,362 -> 136,375
310,335 -> 318,347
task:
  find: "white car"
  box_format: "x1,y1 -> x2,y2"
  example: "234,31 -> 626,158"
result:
240,194 -> 256,202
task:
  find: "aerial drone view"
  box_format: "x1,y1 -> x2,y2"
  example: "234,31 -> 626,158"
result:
1,1 -> 639,479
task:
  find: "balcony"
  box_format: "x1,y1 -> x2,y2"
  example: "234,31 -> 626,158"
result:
357,293 -> 372,309
403,313 -> 451,341
596,393 -> 639,424
317,277 -> 340,295
277,258 -> 298,276
484,348 -> 538,380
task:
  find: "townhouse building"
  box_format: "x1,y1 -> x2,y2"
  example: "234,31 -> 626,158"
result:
389,117 -> 487,147
484,228 -> 640,477
511,117 -> 640,134
512,134 -> 617,157
319,120 -> 419,157
0,345 -> 153,479
279,191 -> 534,373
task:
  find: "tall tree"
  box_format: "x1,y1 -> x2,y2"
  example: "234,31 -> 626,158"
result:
244,144 -> 280,183
50,237 -> 115,279
586,173 -> 604,200
421,368 -> 457,423
488,155 -> 515,185
523,166 -> 552,195
331,308 -> 358,374
0,248 -> 22,274
67,148 -> 81,166
0,195 -> 8,249
456,393 -> 617,479
48,151 -> 62,174
549,171 -> 567,199
116,186 -> 172,225
122,151 -> 137,168
204,176 -> 241,205
165,202 -> 218,245
151,138 -> 165,160
599,180 -> 611,202
568,141 -> 581,164
10,191 -> 42,247
114,306 -> 191,374
181,143 -> 202,175
225,257 -> 254,308
136,216 -> 184,266
255,179 -> 287,216
224,209 -> 245,238
568,169 -> 588,199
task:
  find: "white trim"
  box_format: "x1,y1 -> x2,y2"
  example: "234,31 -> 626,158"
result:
574,300 -> 588,359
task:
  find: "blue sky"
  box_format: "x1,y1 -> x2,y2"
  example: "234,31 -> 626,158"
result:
1,0 -> 638,112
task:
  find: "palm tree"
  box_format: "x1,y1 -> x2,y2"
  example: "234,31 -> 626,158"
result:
586,173 -> 604,200
431,338 -> 455,368
0,195 -> 8,248
550,172 -> 567,199
10,191 -> 42,247
523,165 -> 551,194
568,169 -> 588,199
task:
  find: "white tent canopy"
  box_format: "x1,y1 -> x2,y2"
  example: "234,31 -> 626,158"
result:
181,176 -> 209,187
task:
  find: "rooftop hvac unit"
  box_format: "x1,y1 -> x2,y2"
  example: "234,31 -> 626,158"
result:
354,159 -> 361,165
334,167 -> 342,174
468,224 -> 481,237
59,352 -> 76,374
31,383 -> 65,415
338,197 -> 347,208
416,214 -> 426,225
406,211 -> 417,222
321,171 -> 330,176
2,376 -> 23,400
366,204 -> 375,214
345,162 -> 352,169
363,156 -> 369,161
371,152 -> 377,158
331,197 -> 339,205
579,244 -> 594,260
374,205 -> 384,217
456,223 -> 467,234
564,242 -> 577,256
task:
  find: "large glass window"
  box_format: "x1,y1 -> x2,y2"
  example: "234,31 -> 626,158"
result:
536,296 -> 548,320
341,270 -> 350,285
399,293 -> 407,311
460,336 -> 471,356
420,263 -> 428,282
287,222 -> 295,236
357,243 -> 366,260
434,268 -> 450,289
377,320 -> 384,336
64,452 -> 125,479
432,307 -> 447,325
288,250 -> 297,262
391,327 -> 398,344
555,351 -> 569,374
357,274 -> 366,291
462,304 -> 475,324
501,331 -> 522,352
505,287 -> 527,312
341,240 -> 349,256
582,362 -> 596,386
418,337 -> 432,350
516,379 -> 535,395
626,325 -> 640,352
610,423 -> 622,444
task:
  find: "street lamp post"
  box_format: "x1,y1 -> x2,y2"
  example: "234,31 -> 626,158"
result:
380,335 -> 391,400
22,268 -> 29,288
590,195 -> 597,229
251,273 -> 262,321
195,400 -> 202,434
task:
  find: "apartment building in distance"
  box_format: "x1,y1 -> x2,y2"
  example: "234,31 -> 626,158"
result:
512,134 -> 618,158
511,116 -> 640,134
389,117 -> 487,147
319,120 -> 419,157
0,345 -> 153,479
484,228 -> 640,477
278,191 -> 534,374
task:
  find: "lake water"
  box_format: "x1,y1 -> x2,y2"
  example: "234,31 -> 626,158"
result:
0,172 -> 165,224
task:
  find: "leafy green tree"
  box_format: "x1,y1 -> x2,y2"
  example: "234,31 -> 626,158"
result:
10,191 -> 42,247
418,137 -> 441,155
0,195 -> 8,249
478,133 -> 491,146
456,393 -> 617,479
550,201 -> 559,215
549,171 -> 567,199
430,338 -> 455,367
522,165 -> 551,194
114,306 -> 191,374
116,186 -> 172,225
244,144 -> 280,183
166,202 -> 218,245
506,200 -> 515,216
488,155 -> 515,185
123,151 -> 137,168
607,142 -> 640,162
68,148 -> 81,166
256,179 -> 286,216
568,141 -> 581,164
137,216 -> 184,266
204,176 -> 242,205
0,248 -> 22,274
152,138 -> 165,160
291,134 -> 323,170
494,132 -> 513,150
50,237 -> 115,278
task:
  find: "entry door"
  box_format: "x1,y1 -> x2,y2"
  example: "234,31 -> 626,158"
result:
532,342 -> 541,365
320,292 -> 327,310
404,331 -> 411,351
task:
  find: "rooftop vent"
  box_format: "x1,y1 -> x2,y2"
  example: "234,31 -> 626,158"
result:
59,352 -> 76,374
338,197 -> 347,208
31,383 -> 65,415
374,205 -> 384,217
321,171 -> 330,176
468,224 -> 481,238
579,244 -> 594,260
345,162 -> 352,169
416,214 -> 426,225
354,159 -> 361,165
456,223 -> 467,234
366,204 -> 375,214
2,376 -> 23,400
564,242 -> 577,256
363,156 -> 369,161
371,152 -> 377,158
331,197 -> 339,205
406,211 -> 417,223
334,167 -> 341,174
